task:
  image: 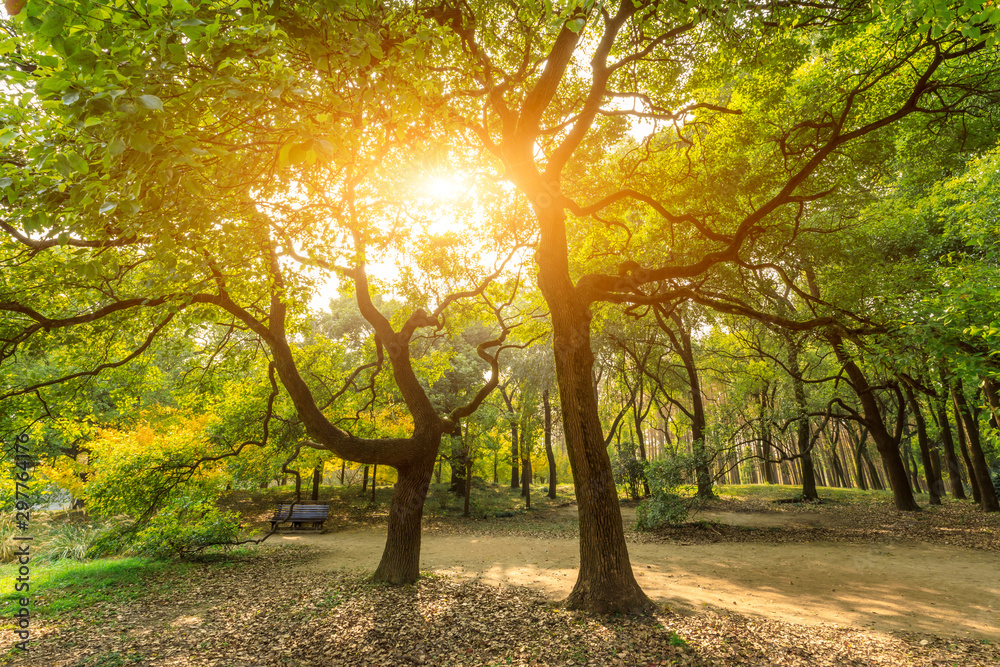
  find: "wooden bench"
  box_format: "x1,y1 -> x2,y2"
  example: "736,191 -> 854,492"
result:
268,502 -> 330,532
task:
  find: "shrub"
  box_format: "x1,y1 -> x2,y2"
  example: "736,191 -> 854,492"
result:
90,493 -> 241,559
635,457 -> 691,530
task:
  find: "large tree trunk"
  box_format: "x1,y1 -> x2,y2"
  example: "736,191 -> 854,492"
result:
544,389 -> 558,499
953,382 -> 1000,512
829,335 -> 919,510
904,385 -> 941,504
373,453 -> 437,584
536,204 -> 652,615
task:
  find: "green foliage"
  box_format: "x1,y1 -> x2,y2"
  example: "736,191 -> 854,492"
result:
635,458 -> 691,530
91,492 -> 240,559
610,443 -> 647,501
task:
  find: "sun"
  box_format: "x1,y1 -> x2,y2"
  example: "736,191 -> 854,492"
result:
422,175 -> 462,202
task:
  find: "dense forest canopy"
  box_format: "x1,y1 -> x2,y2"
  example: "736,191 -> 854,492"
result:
2,0 -> 999,614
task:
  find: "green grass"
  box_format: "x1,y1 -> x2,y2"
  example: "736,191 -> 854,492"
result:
0,556 -> 186,617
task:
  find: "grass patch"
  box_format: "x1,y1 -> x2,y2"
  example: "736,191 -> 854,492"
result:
0,556 -> 185,617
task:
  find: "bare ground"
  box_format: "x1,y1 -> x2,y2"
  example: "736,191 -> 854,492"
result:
7,492 -> 1000,666
278,504 -> 1000,641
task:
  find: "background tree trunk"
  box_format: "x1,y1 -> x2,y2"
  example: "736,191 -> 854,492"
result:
953,383 -> 999,511
544,389 -> 557,499
904,385 -> 941,504
311,464 -> 322,501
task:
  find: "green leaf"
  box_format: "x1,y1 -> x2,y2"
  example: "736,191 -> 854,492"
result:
99,201 -> 118,214
66,152 -> 90,175
62,90 -> 81,105
0,129 -> 17,147
53,154 -> 74,179
138,95 -> 164,112
130,132 -> 154,153
0,177 -> 12,188
108,137 -> 127,156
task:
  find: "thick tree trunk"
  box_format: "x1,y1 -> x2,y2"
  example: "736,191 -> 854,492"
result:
953,383 -> 1000,512
829,335 -> 919,510
544,389 -> 558,499
373,455 -> 436,585
904,385 -> 941,504
536,204 -> 652,614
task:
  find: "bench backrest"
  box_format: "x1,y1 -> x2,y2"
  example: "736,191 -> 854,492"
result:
272,503 -> 331,520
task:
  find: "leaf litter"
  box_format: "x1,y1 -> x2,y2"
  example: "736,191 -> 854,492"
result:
4,545 -> 998,667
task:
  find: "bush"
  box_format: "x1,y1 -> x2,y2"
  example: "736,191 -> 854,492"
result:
991,467 -> 1000,498
90,493 -> 241,559
635,457 -> 691,530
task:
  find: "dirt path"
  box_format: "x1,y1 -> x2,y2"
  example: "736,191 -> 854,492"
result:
273,517 -> 999,640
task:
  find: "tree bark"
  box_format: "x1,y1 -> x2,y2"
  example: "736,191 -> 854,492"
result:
953,401 -> 981,503
503,387 -> 520,489
373,455 -> 436,584
829,335 -> 919,510
463,456 -> 472,517
904,385 -> 941,504
936,395 -> 967,499
672,314 -> 712,498
952,382 -> 999,511
311,464 -> 322,501
788,339 -> 818,500
544,389 -> 558,499
449,431 -> 466,496
535,203 -> 653,614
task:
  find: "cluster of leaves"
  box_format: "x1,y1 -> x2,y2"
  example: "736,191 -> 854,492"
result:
635,456 -> 691,530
